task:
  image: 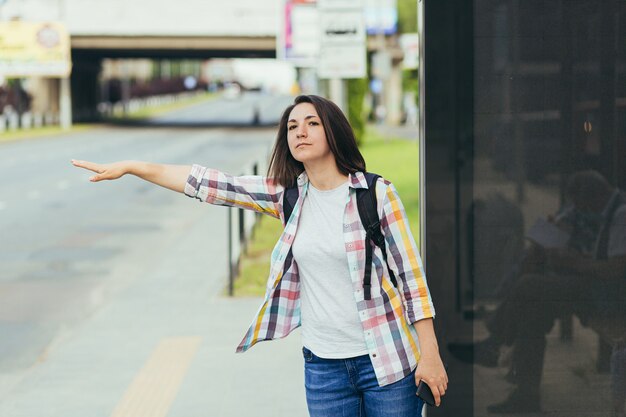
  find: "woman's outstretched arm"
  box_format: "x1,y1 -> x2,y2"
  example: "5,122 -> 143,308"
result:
72,160 -> 285,219
71,160 -> 191,193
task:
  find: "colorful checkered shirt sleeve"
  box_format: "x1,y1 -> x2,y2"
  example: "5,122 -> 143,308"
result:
379,181 -> 435,324
184,164 -> 284,220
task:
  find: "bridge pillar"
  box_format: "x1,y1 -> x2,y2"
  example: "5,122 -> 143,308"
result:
70,57 -> 102,122
60,77 -> 72,130
384,61 -> 403,125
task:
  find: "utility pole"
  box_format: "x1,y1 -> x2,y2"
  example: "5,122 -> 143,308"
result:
58,0 -> 72,130
328,78 -> 346,114
372,0 -> 390,125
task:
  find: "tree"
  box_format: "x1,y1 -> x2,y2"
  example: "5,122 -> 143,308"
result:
397,0 -> 417,34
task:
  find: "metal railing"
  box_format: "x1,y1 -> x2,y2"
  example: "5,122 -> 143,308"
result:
0,110 -> 60,133
97,91 -> 207,118
227,160 -> 267,296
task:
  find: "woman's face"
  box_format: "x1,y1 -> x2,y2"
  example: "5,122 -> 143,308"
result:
287,102 -> 333,166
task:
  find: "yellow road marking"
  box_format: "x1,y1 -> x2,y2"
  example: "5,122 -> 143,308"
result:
110,337 -> 202,417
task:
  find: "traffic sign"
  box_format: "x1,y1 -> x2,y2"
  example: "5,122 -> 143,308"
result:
317,7 -> 366,79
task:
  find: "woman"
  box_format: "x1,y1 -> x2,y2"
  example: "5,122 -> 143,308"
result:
72,94 -> 448,416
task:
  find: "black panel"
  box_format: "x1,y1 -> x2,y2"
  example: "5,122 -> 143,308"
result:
425,1 -> 626,415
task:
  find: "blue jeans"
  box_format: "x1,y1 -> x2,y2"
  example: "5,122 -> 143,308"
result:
303,347 -> 425,417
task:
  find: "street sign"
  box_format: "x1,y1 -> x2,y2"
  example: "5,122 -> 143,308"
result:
320,9 -> 365,44
317,7 -> 366,79
318,43 -> 367,79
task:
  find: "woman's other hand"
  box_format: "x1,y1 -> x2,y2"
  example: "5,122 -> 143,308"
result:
71,160 -> 129,182
414,352 -> 448,406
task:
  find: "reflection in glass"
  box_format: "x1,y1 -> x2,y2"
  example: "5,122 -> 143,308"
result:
445,1 -> 626,415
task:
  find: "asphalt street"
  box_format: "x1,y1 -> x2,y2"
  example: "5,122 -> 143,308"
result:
146,91 -> 294,127
0,93 -> 309,416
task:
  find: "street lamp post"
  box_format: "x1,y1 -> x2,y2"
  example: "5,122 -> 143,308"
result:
57,0 -> 72,130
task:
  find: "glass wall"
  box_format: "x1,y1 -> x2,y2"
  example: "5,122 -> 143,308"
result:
423,1 -> 626,415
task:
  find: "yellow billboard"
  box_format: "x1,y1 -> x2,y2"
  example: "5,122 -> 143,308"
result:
0,21 -> 72,77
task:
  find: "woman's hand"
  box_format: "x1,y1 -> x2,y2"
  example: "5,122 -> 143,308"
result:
72,160 -> 190,193
71,160 -> 129,182
414,352 -> 448,406
412,318 -> 448,406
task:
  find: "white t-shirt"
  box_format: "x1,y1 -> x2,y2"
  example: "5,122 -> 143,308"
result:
292,181 -> 368,359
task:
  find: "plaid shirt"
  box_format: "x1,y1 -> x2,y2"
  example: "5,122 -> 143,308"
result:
185,165 -> 436,386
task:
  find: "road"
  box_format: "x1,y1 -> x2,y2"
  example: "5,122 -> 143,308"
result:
147,91 -> 293,126
0,93 -> 308,417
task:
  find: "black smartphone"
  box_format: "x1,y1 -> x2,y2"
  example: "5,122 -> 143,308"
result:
416,380 -> 436,406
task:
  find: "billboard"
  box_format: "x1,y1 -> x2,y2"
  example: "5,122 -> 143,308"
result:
0,21 -> 72,77
278,0 -> 320,67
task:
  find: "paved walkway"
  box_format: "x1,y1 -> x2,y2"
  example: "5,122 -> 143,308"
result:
370,122 -> 419,142
0,180 -> 307,417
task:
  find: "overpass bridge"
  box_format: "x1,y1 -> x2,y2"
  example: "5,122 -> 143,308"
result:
1,0 -> 285,122
2,0 -> 404,122
4,0 -> 279,57
66,0 -> 279,60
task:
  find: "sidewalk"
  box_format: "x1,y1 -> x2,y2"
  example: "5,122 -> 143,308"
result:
471,317 -> 614,416
0,191 -> 307,416
369,122 -> 419,142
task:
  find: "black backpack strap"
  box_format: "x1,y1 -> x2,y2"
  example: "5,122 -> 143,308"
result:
357,173 -> 398,300
282,184 -> 299,224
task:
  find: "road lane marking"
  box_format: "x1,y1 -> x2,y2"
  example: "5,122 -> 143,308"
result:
110,337 -> 202,417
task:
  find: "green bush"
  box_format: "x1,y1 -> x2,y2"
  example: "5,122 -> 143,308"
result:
347,78 -> 368,146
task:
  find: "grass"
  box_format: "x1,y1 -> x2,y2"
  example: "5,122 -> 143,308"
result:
231,128 -> 421,297
361,129 -> 421,240
0,123 -> 97,143
232,217 -> 283,296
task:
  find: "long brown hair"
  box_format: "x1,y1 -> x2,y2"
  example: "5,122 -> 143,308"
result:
267,95 -> 366,188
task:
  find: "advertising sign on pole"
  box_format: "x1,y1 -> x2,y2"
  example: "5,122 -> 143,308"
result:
317,3 -> 366,79
278,0 -> 319,68
318,43 -> 366,79
0,21 -> 72,77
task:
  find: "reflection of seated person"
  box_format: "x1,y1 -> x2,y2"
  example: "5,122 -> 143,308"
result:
449,170 -> 626,414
